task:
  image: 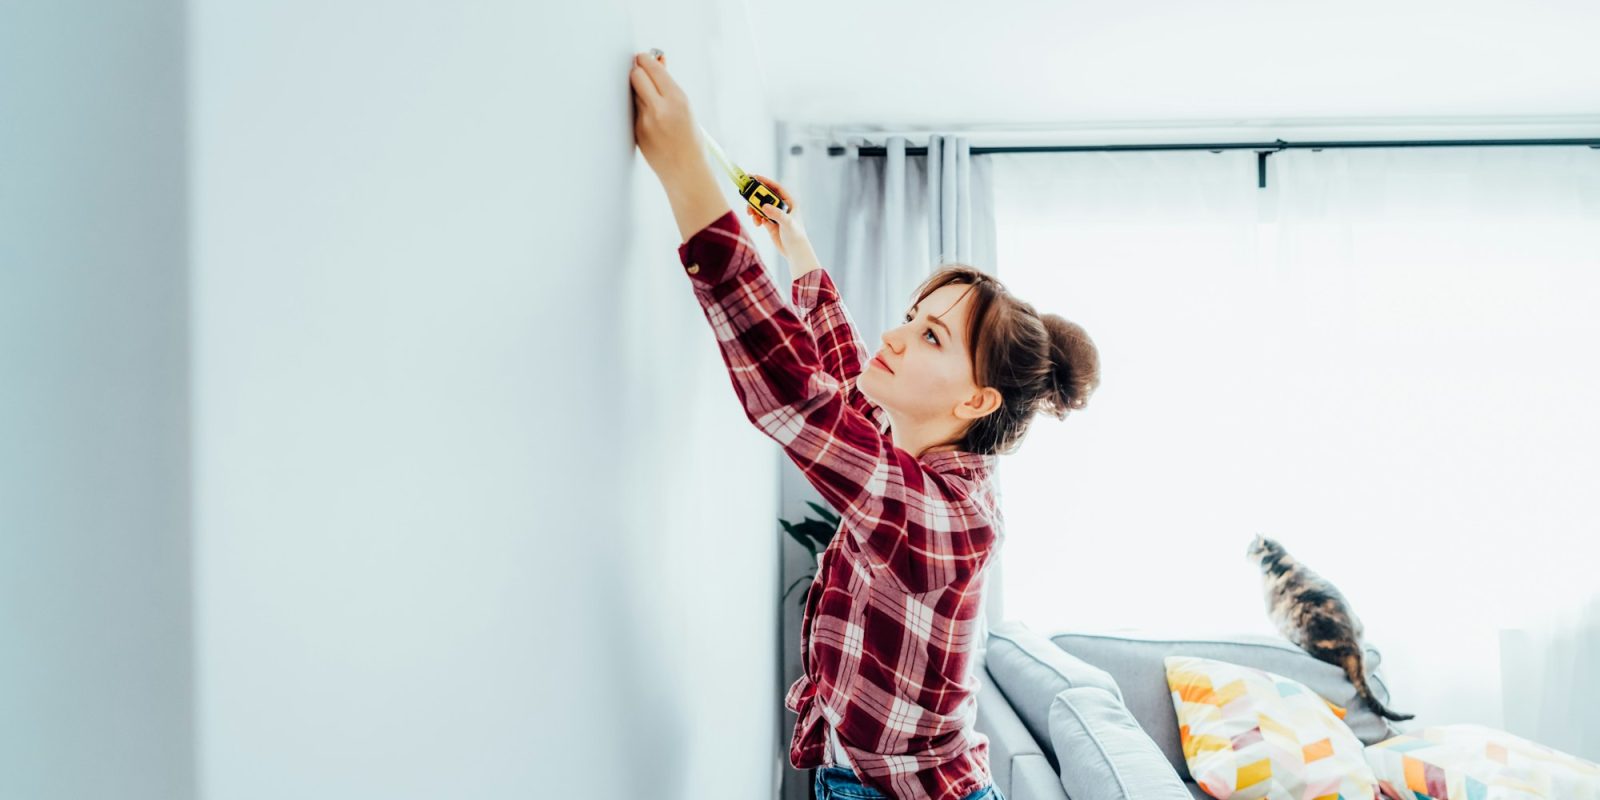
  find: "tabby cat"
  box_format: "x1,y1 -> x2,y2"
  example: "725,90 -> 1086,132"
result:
1247,533 -> 1414,722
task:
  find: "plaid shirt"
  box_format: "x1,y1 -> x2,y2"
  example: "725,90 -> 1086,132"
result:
678,209 -> 1004,800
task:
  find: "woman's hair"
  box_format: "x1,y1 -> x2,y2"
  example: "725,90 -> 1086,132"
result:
909,263 -> 1100,456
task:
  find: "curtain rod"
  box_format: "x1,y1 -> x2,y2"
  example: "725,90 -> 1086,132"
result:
823,137 -> 1600,188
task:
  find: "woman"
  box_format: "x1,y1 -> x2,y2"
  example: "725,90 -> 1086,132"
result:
631,51 -> 1100,800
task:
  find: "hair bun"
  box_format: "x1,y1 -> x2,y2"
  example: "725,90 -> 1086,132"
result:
1037,313 -> 1100,419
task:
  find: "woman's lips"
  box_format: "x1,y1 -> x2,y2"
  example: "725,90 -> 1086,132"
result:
871,355 -> 894,374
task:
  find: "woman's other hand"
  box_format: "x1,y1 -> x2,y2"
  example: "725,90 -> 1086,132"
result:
747,173 -> 823,279
630,51 -> 703,184
745,173 -> 808,260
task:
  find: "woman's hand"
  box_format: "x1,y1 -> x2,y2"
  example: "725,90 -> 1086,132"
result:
630,51 -> 704,185
747,173 -> 823,279
630,50 -> 728,242
745,173 -> 808,260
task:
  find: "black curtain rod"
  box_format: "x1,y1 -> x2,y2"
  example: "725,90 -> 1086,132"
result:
822,137 -> 1600,188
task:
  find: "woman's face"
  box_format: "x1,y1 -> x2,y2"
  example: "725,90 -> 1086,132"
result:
857,282 -> 990,426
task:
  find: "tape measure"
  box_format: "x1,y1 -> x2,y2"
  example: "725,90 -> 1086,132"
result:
648,49 -> 790,222
699,124 -> 790,222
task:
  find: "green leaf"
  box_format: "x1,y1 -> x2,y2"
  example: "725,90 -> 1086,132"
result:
779,517 -> 818,556
784,528 -> 819,560
805,500 -> 841,526
795,519 -> 834,551
780,508 -> 842,557
782,572 -> 815,602
780,520 -> 818,558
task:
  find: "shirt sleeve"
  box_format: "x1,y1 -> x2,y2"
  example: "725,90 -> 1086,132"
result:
790,268 -> 891,435
678,209 -> 993,593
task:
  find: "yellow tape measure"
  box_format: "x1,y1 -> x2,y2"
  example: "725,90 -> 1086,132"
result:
649,49 -> 790,222
700,124 -> 790,222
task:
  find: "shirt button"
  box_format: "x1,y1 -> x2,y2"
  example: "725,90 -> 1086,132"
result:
686,263 -> 700,275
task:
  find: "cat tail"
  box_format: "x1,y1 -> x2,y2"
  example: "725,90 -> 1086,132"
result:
1340,648 -> 1415,722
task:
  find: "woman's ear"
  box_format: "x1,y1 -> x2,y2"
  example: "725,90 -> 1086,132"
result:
956,386 -> 1003,420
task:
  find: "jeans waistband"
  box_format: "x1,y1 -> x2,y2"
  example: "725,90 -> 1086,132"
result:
818,765 -> 866,784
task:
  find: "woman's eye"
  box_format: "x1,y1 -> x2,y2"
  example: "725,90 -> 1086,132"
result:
902,315 -> 934,344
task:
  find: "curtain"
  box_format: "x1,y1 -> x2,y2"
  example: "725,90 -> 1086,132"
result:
773,134 -> 997,800
985,143 -> 1600,759
1499,588 -> 1600,761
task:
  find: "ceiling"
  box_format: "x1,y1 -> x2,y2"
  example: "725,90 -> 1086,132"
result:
744,0 -> 1600,139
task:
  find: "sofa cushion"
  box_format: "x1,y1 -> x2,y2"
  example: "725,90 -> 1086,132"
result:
1047,686 -> 1192,800
986,621 -> 1125,771
1165,655 -> 1379,799
1364,723 -> 1600,799
1050,630 -> 1397,781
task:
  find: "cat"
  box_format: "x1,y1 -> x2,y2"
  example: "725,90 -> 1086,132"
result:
1246,533 -> 1414,722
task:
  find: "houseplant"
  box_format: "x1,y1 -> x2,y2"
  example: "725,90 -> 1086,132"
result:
779,501 -> 839,607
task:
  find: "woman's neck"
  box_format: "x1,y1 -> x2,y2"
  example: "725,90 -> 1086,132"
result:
885,412 -> 964,459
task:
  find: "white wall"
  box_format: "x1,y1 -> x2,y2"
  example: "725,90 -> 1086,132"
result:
190,2 -> 783,798
4,1 -> 783,798
0,3 -> 195,799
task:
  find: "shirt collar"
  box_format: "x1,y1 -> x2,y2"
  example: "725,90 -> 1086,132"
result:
918,448 -> 997,478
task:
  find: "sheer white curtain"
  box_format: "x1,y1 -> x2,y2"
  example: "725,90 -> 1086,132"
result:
987,144 -> 1600,758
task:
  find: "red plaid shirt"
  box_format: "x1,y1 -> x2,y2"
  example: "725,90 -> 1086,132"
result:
678,209 -> 1004,800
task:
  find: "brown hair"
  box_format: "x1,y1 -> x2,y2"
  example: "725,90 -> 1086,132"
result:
909,264 -> 1100,456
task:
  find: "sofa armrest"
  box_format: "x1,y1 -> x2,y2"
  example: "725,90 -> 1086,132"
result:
976,665 -> 1050,799
1010,753 -> 1071,800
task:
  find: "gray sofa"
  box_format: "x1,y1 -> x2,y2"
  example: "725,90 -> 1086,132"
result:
973,621 -> 1403,800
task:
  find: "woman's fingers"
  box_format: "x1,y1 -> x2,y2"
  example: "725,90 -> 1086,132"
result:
748,205 -> 780,234
636,51 -> 678,97
749,173 -> 794,211
742,173 -> 794,227
629,62 -> 659,108
751,172 -> 789,198
752,172 -> 787,192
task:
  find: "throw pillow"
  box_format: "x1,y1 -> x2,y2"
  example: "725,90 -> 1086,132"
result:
1165,654 -> 1379,799
1365,722 -> 1600,799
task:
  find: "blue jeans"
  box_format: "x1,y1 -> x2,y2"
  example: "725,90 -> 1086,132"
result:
813,765 -> 1003,800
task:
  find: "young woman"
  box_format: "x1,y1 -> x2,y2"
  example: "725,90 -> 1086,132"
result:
631,51 -> 1100,800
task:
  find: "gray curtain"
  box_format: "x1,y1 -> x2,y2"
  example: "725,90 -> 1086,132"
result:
773,134 -> 999,800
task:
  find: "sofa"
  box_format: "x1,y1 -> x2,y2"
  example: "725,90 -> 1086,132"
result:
973,620 -> 1402,800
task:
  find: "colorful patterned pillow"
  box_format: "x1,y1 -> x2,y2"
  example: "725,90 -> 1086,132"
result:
1364,723 -> 1600,799
1165,654 -> 1380,799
